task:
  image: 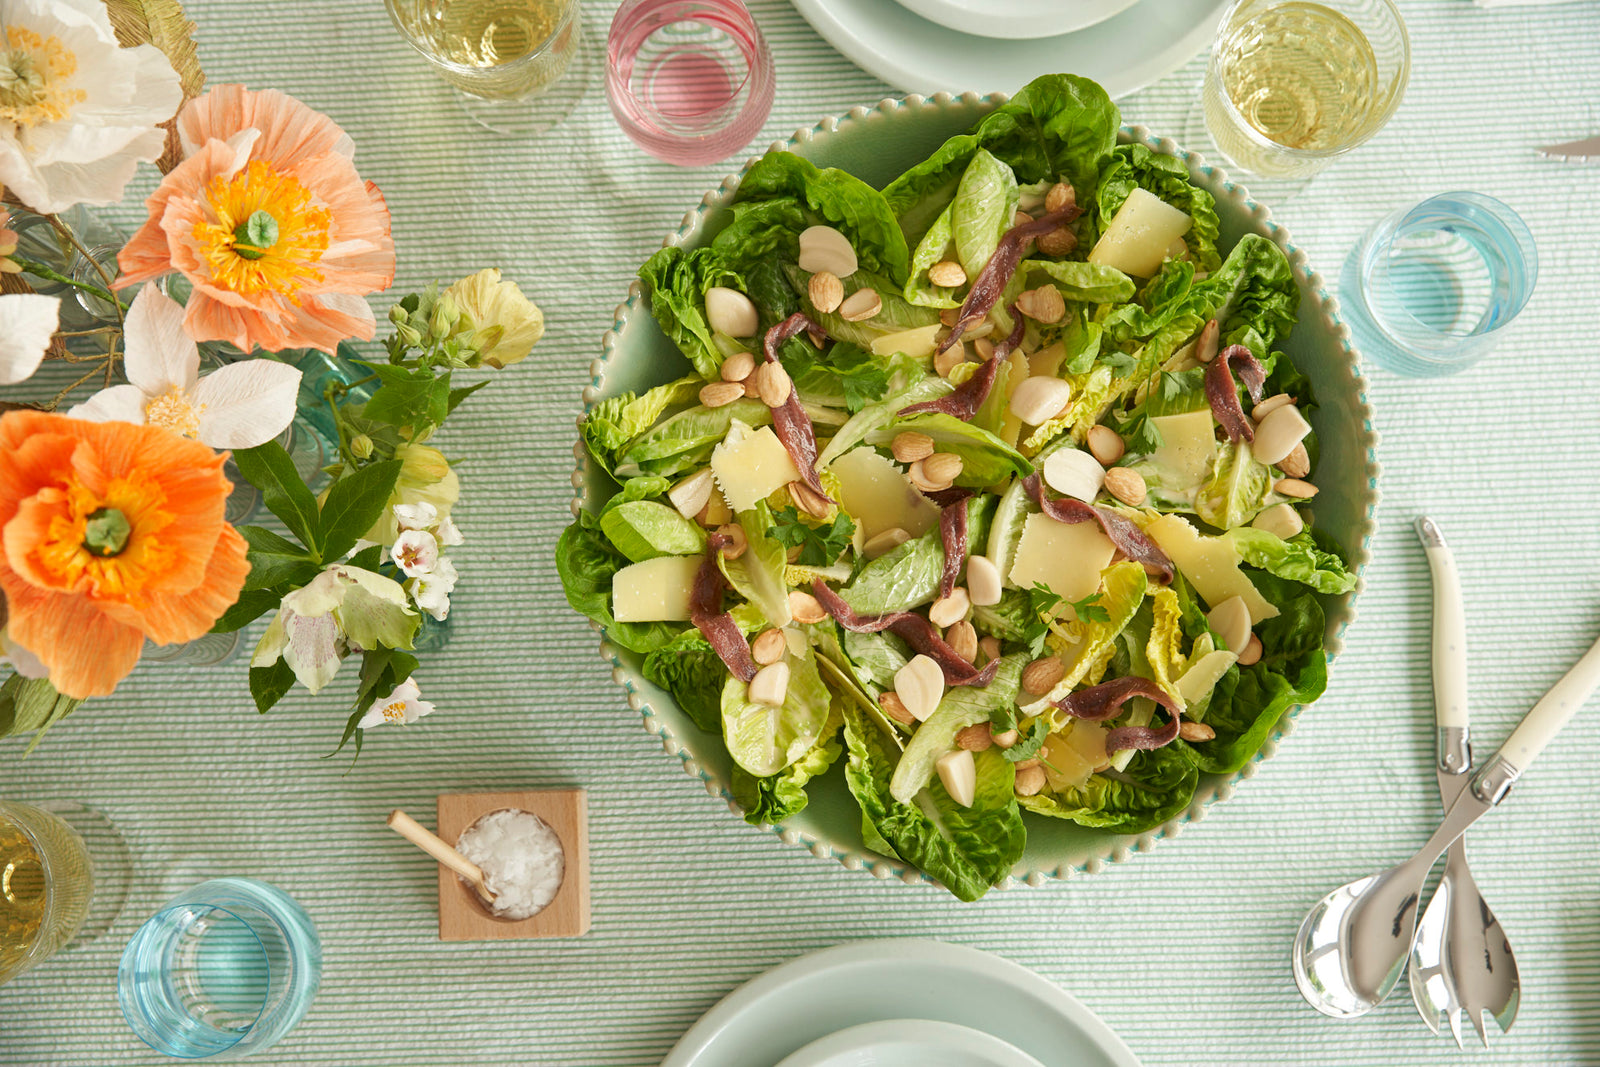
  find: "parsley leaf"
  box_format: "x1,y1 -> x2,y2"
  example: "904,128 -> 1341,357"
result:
1002,718 -> 1053,762
1120,413 -> 1164,454
1101,349 -> 1141,378
1066,592 -> 1110,625
771,506 -> 855,566
1022,581 -> 1063,657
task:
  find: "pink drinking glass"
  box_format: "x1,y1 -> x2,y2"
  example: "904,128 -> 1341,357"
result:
605,0 -> 775,166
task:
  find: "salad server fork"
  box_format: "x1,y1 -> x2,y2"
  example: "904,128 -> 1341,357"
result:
1292,628 -> 1600,1019
1407,518 -> 1519,1047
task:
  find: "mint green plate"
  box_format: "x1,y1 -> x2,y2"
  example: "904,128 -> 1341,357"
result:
573,92 -> 1379,894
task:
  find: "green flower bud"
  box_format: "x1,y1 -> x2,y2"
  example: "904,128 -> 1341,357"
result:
396,323 -> 424,348
430,294 -> 459,338
350,434 -> 374,459
388,304 -> 409,325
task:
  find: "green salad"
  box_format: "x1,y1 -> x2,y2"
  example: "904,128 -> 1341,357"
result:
560,73 -> 1356,901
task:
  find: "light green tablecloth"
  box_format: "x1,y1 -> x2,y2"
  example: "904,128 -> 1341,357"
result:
5,1 -> 1600,1064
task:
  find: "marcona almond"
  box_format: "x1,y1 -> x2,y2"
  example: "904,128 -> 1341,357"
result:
743,377 -> 762,398
808,270 -> 844,314
991,727 -> 1019,747
1036,226 -> 1077,257
1013,758 -> 1041,771
1014,764 -> 1048,797
927,259 -> 968,287
929,588 -> 971,628
1278,441 -> 1311,479
1196,318 -> 1221,363
751,628 -> 786,665
789,480 -> 831,519
669,469 -> 714,519
705,286 -> 759,338
1022,656 -> 1065,695
715,523 -> 748,560
1012,210 -> 1033,228
972,336 -> 995,360
748,662 -> 790,706
1045,181 -> 1076,213
906,459 -> 942,493
939,307 -> 962,328
1237,633 -> 1264,666
946,620 -> 979,664
879,690 -> 915,725
699,381 -> 744,408
891,431 -> 935,464
921,452 -> 964,486
956,723 -> 994,752
838,288 -> 881,322
934,344 -> 968,379
978,636 -> 1002,665
1179,721 -> 1217,742
1252,393 -> 1295,421
1086,425 -> 1126,466
719,350 -> 755,382
756,361 -> 793,407
862,527 -> 912,559
1016,285 -> 1065,324
788,590 -> 828,624
1274,477 -> 1318,499
1103,467 -> 1147,506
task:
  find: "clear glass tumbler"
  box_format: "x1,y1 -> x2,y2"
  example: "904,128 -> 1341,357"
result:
386,0 -> 590,136
118,878 -> 322,1060
606,0 -> 775,166
1202,0 -> 1409,181
1339,191 -> 1537,377
0,800 -> 130,986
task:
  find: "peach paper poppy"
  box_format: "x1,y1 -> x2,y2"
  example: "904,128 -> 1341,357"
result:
116,84 -> 395,355
0,412 -> 250,698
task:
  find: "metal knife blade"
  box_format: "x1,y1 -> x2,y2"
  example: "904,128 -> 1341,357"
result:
1537,134 -> 1600,161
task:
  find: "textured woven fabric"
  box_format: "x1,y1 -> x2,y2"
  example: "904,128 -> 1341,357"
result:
4,1 -> 1600,1064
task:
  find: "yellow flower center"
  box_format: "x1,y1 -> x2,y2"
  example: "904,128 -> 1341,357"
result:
0,28 -> 85,130
192,160 -> 332,302
381,702 -> 408,723
144,386 -> 203,439
30,474 -> 176,606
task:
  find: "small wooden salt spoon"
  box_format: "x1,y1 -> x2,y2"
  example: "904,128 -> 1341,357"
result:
386,809 -> 496,907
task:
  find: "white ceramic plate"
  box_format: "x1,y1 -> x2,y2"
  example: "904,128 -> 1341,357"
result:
576,94 -> 1379,892
776,1018 -> 1045,1067
661,940 -> 1140,1067
891,0 -> 1139,41
787,0 -> 1227,97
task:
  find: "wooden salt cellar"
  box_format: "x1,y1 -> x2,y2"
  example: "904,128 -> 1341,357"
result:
434,789 -> 590,942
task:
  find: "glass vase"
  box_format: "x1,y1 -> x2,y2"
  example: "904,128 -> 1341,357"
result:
7,206 -> 124,337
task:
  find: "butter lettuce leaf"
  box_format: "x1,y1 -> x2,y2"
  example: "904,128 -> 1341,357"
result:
1019,744 -> 1197,832
731,710 -> 843,825
868,413 -> 1031,487
738,152 -> 910,283
1096,143 -> 1222,272
638,246 -> 744,379
1230,527 -> 1356,594
582,375 -> 702,476
642,627 -> 735,732
599,500 -> 706,562
951,149 -> 1018,279
721,644 -> 833,777
556,511 -> 685,654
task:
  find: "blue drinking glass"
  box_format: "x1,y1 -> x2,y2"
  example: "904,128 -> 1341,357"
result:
118,878 -> 321,1060
1339,191 -> 1537,377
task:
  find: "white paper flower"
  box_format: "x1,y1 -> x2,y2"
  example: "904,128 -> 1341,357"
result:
411,555 -> 458,621
0,0 -> 184,214
70,286 -> 302,448
390,529 -> 439,578
251,565 -> 418,693
357,677 -> 435,729
392,501 -> 438,533
436,516 -> 464,547
0,291 -> 58,384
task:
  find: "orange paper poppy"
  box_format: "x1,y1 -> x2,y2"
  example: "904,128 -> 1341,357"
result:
0,412 -> 250,698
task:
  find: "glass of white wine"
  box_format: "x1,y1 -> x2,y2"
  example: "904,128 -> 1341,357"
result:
1200,0 -> 1409,183
386,0 -> 592,136
1,801 -> 130,986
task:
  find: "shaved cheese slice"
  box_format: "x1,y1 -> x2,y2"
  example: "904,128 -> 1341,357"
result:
831,447 -> 939,540
1008,512 -> 1116,604
1145,514 -> 1280,623
1040,731 -> 1095,791
869,323 -> 942,359
1177,649 -> 1239,705
1148,410 -> 1216,488
1087,187 -> 1193,278
611,556 -> 703,622
710,424 -> 802,512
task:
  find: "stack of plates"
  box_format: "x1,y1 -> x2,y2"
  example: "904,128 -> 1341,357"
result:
662,940 -> 1142,1066
788,0 -> 1228,98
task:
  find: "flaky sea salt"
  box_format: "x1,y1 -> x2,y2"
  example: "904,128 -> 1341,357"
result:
455,808 -> 565,920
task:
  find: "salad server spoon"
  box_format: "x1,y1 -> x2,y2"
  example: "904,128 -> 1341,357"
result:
1292,627 -> 1600,1019
1407,518 -> 1519,1047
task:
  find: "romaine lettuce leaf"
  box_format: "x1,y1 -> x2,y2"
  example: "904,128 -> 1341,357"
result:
638,246 -> 744,379
1024,259 -> 1136,305
904,203 -> 962,308
721,644 -> 833,777
582,375 -> 703,476
951,149 -> 1018,279
868,413 -> 1032,487
1096,143 -> 1222,272
719,503 -> 794,629
556,511 -> 686,654
642,626 -> 736,732
711,197 -> 806,271
1019,743 -> 1197,832
599,500 -> 706,562
841,629 -> 910,691
731,710 -> 843,825
738,152 -> 911,284
890,654 -> 1026,801
1195,440 -> 1274,531
1230,527 -> 1357,594
789,266 -> 941,346
616,398 -> 772,479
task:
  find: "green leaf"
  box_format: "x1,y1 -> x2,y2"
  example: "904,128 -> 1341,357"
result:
1229,527 -> 1357,594
348,543 -> 384,571
446,379 -> 489,417
233,442 -> 321,555
890,654 -> 1025,801
356,362 -> 451,431
1066,591 -> 1110,625
642,627 -> 743,732
1024,581 -> 1064,656
237,525 -> 318,591
950,149 -> 1018,279
730,712 -> 844,826
211,588 -> 281,634
1019,743 -> 1198,833
1095,143 -> 1222,271
720,645 -> 832,777
599,500 -> 707,562
249,658 -> 296,714
770,505 -> 854,567
638,245 -> 745,378
1001,717 -> 1052,762
317,459 -> 402,563
0,675 -> 82,747
736,152 -> 911,284
581,375 -> 703,476
866,413 -> 1031,487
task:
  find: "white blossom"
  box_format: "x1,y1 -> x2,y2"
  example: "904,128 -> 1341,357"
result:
0,292 -> 57,384
357,677 -> 435,729
390,529 -> 439,578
